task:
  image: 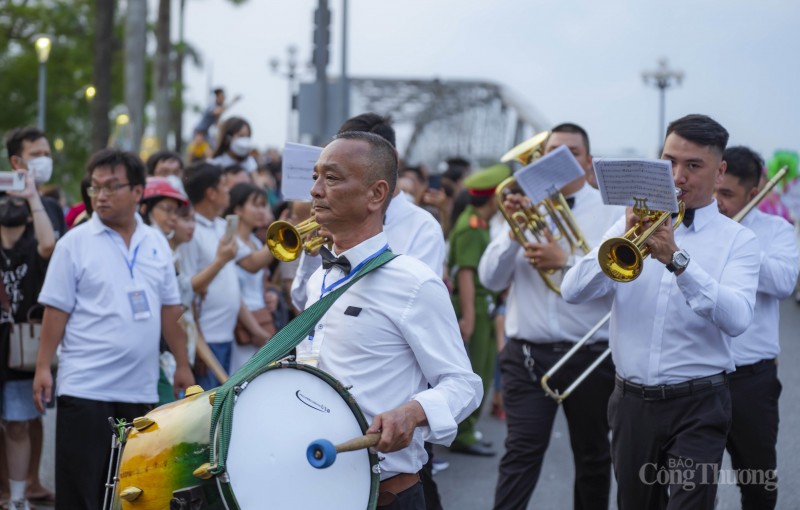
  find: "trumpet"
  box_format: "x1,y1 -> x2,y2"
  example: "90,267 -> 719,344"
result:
498,132 -> 591,294
266,217 -> 329,262
597,189 -> 685,282
541,169 -> 788,402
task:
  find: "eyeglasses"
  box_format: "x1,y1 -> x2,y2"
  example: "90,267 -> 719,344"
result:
154,203 -> 179,216
87,182 -> 132,197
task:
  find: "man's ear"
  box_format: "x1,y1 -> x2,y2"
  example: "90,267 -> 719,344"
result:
367,180 -> 390,212
9,155 -> 24,170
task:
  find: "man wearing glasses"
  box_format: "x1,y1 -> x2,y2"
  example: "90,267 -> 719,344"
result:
32,149 -> 194,510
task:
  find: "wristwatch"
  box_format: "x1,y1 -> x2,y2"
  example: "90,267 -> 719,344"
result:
666,249 -> 690,273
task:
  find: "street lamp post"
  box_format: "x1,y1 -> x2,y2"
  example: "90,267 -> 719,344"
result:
642,58 -> 683,152
34,35 -> 52,131
270,45 -> 299,142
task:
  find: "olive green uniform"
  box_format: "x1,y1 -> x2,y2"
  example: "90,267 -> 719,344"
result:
449,204 -> 496,447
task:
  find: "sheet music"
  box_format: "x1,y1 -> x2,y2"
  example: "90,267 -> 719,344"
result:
281,142 -> 323,201
593,158 -> 679,213
514,145 -> 586,203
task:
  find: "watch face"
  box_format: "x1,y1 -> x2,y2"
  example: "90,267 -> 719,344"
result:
674,251 -> 689,266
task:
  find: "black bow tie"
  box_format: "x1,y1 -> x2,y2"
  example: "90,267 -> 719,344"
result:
320,246 -> 352,274
565,196 -> 575,209
673,208 -> 695,228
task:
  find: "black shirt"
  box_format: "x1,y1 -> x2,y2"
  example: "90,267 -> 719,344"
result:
0,235 -> 49,381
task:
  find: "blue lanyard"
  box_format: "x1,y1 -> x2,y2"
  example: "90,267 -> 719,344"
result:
105,230 -> 140,280
308,243 -> 388,343
320,243 -> 389,298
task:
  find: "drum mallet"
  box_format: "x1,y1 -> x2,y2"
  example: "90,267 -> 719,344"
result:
306,433 -> 380,469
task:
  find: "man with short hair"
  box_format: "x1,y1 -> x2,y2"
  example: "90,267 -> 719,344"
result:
5,127 -> 66,238
480,123 -> 621,510
178,162 -> 269,389
32,148 -> 194,510
296,131 -> 481,509
562,114 -> 761,509
146,149 -> 184,178
716,145 -> 798,509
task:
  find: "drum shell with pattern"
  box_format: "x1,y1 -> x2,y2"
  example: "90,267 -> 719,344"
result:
113,362 -> 380,509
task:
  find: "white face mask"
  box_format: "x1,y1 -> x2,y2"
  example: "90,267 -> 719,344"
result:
27,156 -> 53,184
230,137 -> 253,158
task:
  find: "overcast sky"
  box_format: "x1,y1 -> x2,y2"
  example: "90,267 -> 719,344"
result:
177,0 -> 799,162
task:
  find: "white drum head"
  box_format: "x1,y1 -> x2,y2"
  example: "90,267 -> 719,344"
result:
226,366 -> 375,509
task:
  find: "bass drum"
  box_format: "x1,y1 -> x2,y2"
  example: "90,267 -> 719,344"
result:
114,362 -> 380,509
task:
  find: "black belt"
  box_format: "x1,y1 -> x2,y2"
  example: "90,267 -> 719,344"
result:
511,338 -> 609,353
615,372 -> 727,401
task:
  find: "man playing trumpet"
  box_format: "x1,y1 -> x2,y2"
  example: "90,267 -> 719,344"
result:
562,114 -> 761,509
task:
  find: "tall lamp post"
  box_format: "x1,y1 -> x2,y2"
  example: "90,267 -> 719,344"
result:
642,58 -> 683,151
270,45 -> 299,142
34,35 -> 52,131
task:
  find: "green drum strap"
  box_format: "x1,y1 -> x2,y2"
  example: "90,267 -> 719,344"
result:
208,249 -> 397,475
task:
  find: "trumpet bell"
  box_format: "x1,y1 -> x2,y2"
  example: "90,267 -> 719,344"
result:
266,220 -> 303,262
597,236 -> 644,282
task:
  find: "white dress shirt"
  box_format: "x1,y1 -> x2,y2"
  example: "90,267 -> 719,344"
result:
295,232 -> 481,479
561,199 -> 761,385
728,210 -> 798,365
176,213 -> 240,343
39,213 -> 180,403
478,184 -> 624,343
290,193 -> 446,309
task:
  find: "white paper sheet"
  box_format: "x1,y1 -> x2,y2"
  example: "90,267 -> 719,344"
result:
592,158 -> 679,213
514,145 -> 586,203
281,142 -> 323,201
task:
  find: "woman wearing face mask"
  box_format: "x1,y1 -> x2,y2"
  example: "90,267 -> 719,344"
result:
210,117 -> 258,174
224,182 -> 278,372
0,172 -> 55,510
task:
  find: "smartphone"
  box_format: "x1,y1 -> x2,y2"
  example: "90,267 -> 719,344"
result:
427,174 -> 442,190
0,171 -> 25,191
224,214 -> 239,241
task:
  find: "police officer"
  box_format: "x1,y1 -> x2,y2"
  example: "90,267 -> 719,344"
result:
448,164 -> 510,456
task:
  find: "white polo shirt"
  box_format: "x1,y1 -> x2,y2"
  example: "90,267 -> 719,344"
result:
175,213 -> 240,343
39,213 -> 180,403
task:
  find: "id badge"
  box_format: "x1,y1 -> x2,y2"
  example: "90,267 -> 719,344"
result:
127,288 -> 152,321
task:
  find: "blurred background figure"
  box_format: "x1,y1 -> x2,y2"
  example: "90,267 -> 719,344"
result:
211,117 -> 258,174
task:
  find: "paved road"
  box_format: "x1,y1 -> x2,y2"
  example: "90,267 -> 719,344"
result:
434,298 -> 800,509
36,300 -> 799,509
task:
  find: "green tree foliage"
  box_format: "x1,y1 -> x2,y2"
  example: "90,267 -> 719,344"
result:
0,0 -> 124,199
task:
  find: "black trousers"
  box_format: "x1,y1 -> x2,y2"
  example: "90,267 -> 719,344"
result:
378,482 -> 426,510
609,380 -> 731,510
726,360 -> 780,510
55,395 -> 153,510
420,441 -> 443,510
493,339 -> 614,510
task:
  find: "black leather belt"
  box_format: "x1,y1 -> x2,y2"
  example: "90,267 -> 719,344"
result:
615,372 -> 727,401
511,338 -> 609,353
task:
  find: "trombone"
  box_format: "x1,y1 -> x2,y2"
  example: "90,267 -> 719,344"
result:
498,132 -> 591,294
266,217 -> 329,262
541,166 -> 789,402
